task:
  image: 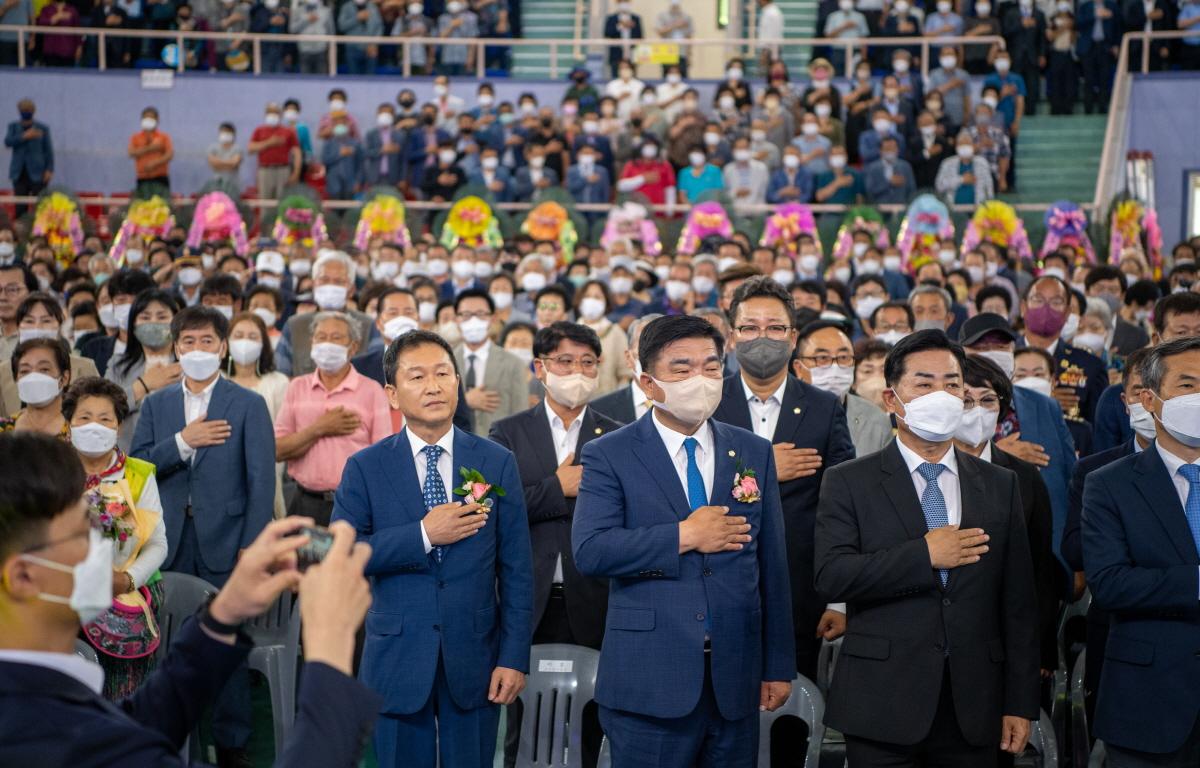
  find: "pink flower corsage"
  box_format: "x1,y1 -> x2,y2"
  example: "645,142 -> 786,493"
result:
452,467 -> 507,510
731,466 -> 760,503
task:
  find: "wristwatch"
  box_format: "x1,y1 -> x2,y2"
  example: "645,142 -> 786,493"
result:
199,593 -> 243,635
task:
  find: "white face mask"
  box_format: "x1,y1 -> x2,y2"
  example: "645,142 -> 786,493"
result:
1060,313 -> 1080,341
474,262 -> 494,279
22,528 -> 113,626
18,327 -> 58,344
854,295 -> 884,320
578,297 -> 607,321
1072,332 -> 1106,356
229,339 -> 262,365
141,117 -> 157,131
311,342 -> 350,373
521,272 -> 547,293
829,154 -> 847,170
1128,401 -> 1157,441
955,405 -> 1000,447
125,248 -> 145,265
178,267 -> 204,287
459,316 -> 491,345
940,55 -> 957,70
938,249 -> 957,266
509,347 -> 533,365
544,370 -> 598,409
437,321 -> 463,346
1014,376 -> 1054,399
112,303 -> 133,330
71,421 -> 118,457
810,363 -> 855,398
439,149 -> 458,165
975,349 -> 1015,378
801,122 -> 819,137
611,276 -> 634,295
290,258 -> 312,277
383,315 -> 419,341
490,291 -> 513,310
771,269 -> 795,286
957,145 -> 976,160
664,280 -> 690,304
894,390 -> 964,443
799,254 -> 821,273
877,330 -> 908,346
451,259 -> 475,281
179,350 -> 221,381
252,307 -> 277,328
17,372 -> 61,407
0,242 -> 14,262
783,154 -> 801,170
882,255 -> 902,273
329,99 -> 346,112
650,373 -> 724,427
1156,392 -> 1200,448
313,284 -> 348,310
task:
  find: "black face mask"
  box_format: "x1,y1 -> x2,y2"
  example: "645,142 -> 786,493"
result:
630,118 -> 643,128
735,337 -> 793,379
460,128 -> 473,136
399,98 -> 415,109
540,117 -> 553,128
633,279 -> 647,293
421,115 -> 435,126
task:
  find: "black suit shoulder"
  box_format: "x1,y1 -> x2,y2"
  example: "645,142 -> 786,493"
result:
590,386 -> 635,425
1088,445 -> 1142,486
1076,441 -> 1132,478
351,349 -> 385,386
992,446 -> 1042,486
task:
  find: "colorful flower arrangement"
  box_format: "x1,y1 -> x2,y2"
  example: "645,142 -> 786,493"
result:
353,193 -> 412,252
440,195 -> 504,249
832,206 -> 891,262
1109,198 -> 1163,277
960,200 -> 1032,263
452,467 -> 507,508
186,191 -> 249,255
32,192 -> 85,266
1040,200 -> 1095,265
600,201 -> 662,256
897,194 -> 954,271
521,201 -> 578,264
271,195 -> 328,248
760,203 -> 820,255
676,201 -> 733,255
87,485 -> 135,545
731,465 -> 760,504
110,196 -> 174,266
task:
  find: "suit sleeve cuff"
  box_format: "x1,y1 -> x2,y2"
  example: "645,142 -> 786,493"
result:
175,431 -> 195,461
420,521 -> 433,554
826,602 -> 846,614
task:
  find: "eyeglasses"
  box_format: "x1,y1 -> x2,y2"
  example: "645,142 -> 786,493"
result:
1026,294 -> 1067,311
0,284 -> 28,298
734,324 -> 792,340
537,302 -> 564,313
541,355 -> 598,374
801,353 -> 855,368
963,396 -> 1001,409
457,310 -> 493,321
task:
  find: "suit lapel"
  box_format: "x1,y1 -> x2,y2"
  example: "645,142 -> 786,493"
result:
574,407 -> 607,460
381,430 -> 427,522
1133,445 -> 1199,564
709,420 -> 738,506
772,376 -> 808,443
718,374 -> 754,431
879,440 -> 930,541
949,449 -> 988,592
522,406 -> 560,474
631,412 -> 691,520
192,378 -> 233,471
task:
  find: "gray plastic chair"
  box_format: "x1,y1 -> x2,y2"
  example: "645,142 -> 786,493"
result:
156,571 -> 219,764
1070,650 -> 1090,768
816,637 -> 841,695
74,638 -> 99,664
515,644 -> 601,768
245,592 -> 301,759
1053,590 -> 1092,750
757,674 -> 825,768
1028,709 -> 1060,768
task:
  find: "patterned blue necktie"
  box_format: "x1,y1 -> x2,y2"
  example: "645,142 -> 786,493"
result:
422,444 -> 448,563
918,462 -> 950,586
683,438 -> 707,512
1176,464 -> 1200,558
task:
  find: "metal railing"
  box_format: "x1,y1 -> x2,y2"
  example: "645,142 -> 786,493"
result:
0,25 -> 1004,81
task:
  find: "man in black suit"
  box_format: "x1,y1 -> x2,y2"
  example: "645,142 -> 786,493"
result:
815,330 -> 1039,767
490,322 -> 621,768
590,313 -> 662,426
352,286 -> 472,433
712,276 -> 856,681
603,3 -> 643,78
955,355 -> 1061,678
1001,0 -> 1046,115
1061,348 -> 1153,727
0,432 -> 380,768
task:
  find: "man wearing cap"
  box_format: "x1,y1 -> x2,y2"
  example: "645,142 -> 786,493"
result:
959,313 -> 1076,569
255,249 -> 290,295
248,102 -> 301,203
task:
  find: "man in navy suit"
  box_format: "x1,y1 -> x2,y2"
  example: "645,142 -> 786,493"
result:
131,306 -> 276,765
573,314 -> 796,767
712,275 -> 856,680
1019,275 -> 1107,424
333,330 -> 533,768
0,433 -> 381,768
1083,337 -> 1200,765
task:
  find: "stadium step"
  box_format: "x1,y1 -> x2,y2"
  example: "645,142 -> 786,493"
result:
741,0 -> 818,76
513,0 -> 588,78
999,113 -> 1106,206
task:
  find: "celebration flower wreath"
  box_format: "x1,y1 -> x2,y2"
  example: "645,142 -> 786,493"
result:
1108,198 -> 1162,276
271,195 -> 329,248
110,196 -> 174,266
1040,200 -> 1095,265
521,201 -> 578,264
676,200 -> 733,255
32,192 -> 85,266
186,191 -> 249,255
832,206 -> 891,262
599,201 -> 662,256
353,193 -> 412,252
897,194 -> 955,271
440,195 -> 504,249
760,203 -> 821,256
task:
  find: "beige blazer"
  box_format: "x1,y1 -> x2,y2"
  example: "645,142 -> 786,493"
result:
454,342 -> 528,436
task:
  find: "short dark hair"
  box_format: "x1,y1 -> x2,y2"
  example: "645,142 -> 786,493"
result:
850,274 -> 887,296
107,268 -> 156,300
974,284 -> 1013,314
796,319 -> 851,352
10,337 -> 70,380
1139,337 -> 1200,394
870,301 -> 914,330
375,287 -> 416,318
793,280 -> 826,308
499,321 -> 536,347
453,288 -> 494,314
962,354 -> 1013,418
728,275 -> 795,327
883,329 -> 965,388
15,291 -> 64,326
573,280 -> 612,314
1122,347 -> 1151,388
1022,274 -> 1071,302
246,284 -> 284,314
0,262 -> 37,292
855,337 -> 891,363
383,329 -> 459,387
533,321 -> 602,359
1123,279 -> 1160,308
1154,292 -> 1200,334
638,315 -> 725,373
199,273 -> 243,304
534,284 -> 571,309
1014,345 -> 1055,374
1084,264 -> 1127,293
62,376 -> 131,423
0,433 -> 86,559
171,305 -> 229,342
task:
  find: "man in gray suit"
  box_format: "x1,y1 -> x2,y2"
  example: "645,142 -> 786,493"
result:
793,321 -> 893,457
864,135 -> 916,205
276,251 -> 380,376
453,288 -> 529,435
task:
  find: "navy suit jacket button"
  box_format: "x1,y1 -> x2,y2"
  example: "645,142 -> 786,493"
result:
695,613 -> 705,621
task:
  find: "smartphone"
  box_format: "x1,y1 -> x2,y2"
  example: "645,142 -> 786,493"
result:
295,525 -> 333,571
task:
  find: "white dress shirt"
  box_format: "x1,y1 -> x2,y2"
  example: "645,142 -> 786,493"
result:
896,438 -> 962,526
546,401 -> 586,583
630,381 -> 651,421
1151,441 -> 1200,597
409,427 -> 456,554
175,376 -> 220,461
742,375 -> 787,441
463,340 -> 491,386
979,441 -> 993,463
652,411 -> 715,507
0,650 -> 103,694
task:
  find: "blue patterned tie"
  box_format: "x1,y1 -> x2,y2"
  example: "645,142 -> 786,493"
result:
1176,464 -> 1200,558
422,444 -> 448,563
683,438 -> 707,511
918,463 -> 950,586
